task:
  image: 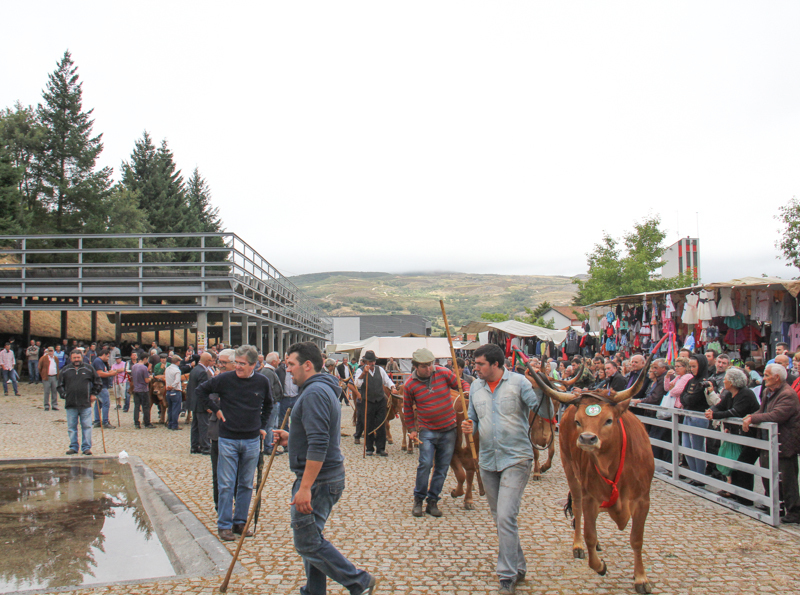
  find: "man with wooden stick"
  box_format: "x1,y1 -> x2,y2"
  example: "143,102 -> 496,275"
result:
273,341 -> 378,595
354,350 -> 397,456
403,347 -> 469,518
462,343 -> 540,595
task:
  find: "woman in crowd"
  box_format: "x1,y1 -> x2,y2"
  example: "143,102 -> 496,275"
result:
705,367 -> 760,504
590,366 -> 608,391
679,354 -> 711,485
664,357 -> 692,404
744,360 -> 762,388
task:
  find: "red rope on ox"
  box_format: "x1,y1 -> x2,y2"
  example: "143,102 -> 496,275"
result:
593,419 -> 627,509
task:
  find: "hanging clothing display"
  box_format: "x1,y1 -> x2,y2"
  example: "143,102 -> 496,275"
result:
754,290 -> 770,321
697,289 -> 717,320
665,294 -> 676,317
716,287 -> 736,317
681,293 -> 699,325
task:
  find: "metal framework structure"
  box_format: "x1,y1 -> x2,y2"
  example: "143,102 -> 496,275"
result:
0,233 -> 330,350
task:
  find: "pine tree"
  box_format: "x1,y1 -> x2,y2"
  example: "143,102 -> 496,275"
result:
0,103 -> 46,227
37,50 -> 111,232
0,143 -> 24,234
186,168 -> 222,233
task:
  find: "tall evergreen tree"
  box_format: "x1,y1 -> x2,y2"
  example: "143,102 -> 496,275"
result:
186,167 -> 222,233
37,50 -> 111,232
0,103 -> 46,228
0,143 -> 24,234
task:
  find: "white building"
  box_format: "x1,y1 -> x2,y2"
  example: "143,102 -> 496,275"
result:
662,237 -> 700,281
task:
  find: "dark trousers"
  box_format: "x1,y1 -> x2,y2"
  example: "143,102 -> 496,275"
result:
649,424 -> 672,464
730,445 -> 760,505
133,391 -> 151,427
762,455 -> 800,516
364,398 -> 387,454
354,399 -> 365,439
191,405 -> 211,452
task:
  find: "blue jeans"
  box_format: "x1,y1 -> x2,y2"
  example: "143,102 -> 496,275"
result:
124,382 -> 131,411
265,404 -> 280,452
28,359 -> 39,382
167,390 -> 182,429
217,437 -> 261,530
66,407 -> 93,453
681,416 -> 708,476
2,369 -> 18,394
94,388 -> 110,424
414,427 -> 457,502
291,476 -> 372,595
280,396 -> 299,429
482,459 -> 532,581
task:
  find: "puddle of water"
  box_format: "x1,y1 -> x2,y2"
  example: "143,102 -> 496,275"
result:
0,460 -> 176,593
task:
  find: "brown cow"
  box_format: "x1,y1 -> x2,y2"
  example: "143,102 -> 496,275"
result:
449,390 -> 483,509
385,385 -> 413,453
149,373 -> 193,426
529,359 -> 655,594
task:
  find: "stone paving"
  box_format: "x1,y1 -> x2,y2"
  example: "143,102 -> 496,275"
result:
2,381 -> 800,595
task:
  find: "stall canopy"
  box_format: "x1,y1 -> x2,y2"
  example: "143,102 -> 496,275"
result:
487,320 -> 567,344
330,336 -> 454,359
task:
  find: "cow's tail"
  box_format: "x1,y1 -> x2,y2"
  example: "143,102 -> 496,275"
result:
564,491 -> 575,529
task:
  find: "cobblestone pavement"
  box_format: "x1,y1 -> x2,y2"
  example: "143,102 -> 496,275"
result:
2,382 -> 800,595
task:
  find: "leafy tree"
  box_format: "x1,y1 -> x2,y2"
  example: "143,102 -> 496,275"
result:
0,103 -> 46,228
572,215 -> 694,305
0,143 -> 24,234
531,301 -> 552,319
36,50 -> 111,232
480,312 -> 507,322
777,196 -> 800,273
516,307 -> 555,329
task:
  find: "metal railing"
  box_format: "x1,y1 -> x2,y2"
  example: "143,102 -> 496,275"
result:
0,233 -> 331,339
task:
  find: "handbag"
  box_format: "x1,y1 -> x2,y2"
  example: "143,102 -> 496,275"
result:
656,390 -> 675,419
716,440 -> 743,476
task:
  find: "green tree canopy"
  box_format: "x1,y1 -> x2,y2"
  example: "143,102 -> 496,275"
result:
777,196 -> 800,273
572,215 -> 694,305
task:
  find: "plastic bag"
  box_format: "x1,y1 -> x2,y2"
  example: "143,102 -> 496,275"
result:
716,441 -> 743,476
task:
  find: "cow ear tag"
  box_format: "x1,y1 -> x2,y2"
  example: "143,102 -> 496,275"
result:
585,404 -> 602,417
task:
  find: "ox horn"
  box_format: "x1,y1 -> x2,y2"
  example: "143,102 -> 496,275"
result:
526,363 -> 576,404
609,354 -> 654,404
561,361 -> 586,387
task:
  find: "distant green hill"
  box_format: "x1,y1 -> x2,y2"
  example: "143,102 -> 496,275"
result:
289,271 -> 581,332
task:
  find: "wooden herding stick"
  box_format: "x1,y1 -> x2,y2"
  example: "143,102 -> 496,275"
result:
363,370 -> 369,458
219,408 -> 291,592
439,300 -> 483,495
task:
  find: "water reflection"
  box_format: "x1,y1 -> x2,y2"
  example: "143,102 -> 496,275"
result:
0,460 -> 175,593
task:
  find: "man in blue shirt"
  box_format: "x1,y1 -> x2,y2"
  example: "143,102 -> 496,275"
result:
463,343 -> 540,595
92,349 -> 121,429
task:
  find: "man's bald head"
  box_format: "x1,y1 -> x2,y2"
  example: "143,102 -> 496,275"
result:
630,354 -> 645,372
775,354 -> 791,369
199,352 -> 214,366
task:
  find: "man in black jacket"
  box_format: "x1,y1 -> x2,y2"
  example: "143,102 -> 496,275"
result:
188,351 -> 215,454
197,345 -> 272,542
604,360 -> 628,393
58,350 -> 102,455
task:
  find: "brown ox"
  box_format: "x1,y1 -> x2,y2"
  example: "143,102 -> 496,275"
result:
529,358 -> 655,594
449,390 -> 483,509
385,385 -> 413,453
149,373 -> 193,426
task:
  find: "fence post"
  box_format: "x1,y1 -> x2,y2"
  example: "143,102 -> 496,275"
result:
769,422 -> 781,526
671,410 -> 680,479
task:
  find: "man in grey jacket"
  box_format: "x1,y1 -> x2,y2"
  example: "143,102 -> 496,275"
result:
260,352 -> 284,455
58,350 -> 102,455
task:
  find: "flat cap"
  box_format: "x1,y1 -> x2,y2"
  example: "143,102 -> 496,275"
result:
412,347 -> 435,364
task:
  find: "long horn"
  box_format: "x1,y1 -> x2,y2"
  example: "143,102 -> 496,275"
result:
526,364 -> 575,404
561,362 -> 585,387
610,354 -> 653,403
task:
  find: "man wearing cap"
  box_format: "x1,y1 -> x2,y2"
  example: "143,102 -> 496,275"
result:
403,348 -> 469,517
354,350 -> 397,456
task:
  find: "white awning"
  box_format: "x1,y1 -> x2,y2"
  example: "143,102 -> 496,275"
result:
487,320 -> 567,344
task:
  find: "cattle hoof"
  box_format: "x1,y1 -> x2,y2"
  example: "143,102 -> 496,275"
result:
387,439 -> 393,444
596,542 -> 602,552
450,489 -> 462,498
635,580 -> 653,594
531,473 -> 541,481
597,561 -> 607,576
573,548 -> 585,559
464,501 -> 475,510
478,487 -> 485,497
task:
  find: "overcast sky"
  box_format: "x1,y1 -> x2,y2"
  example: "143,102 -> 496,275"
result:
2,2 -> 799,283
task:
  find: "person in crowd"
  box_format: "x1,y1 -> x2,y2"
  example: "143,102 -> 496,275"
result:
130,352 -> 154,429
744,360 -> 762,388
336,356 -> 352,381
773,354 -> 798,386
664,357 -> 692,406
589,365 -> 608,391
621,359 -> 631,377
58,349 -> 102,455
704,348 -> 718,377
705,367 -> 760,505
83,342 -> 98,365
282,363 -> 300,429
678,355 -> 711,485
26,339 -> 40,384
707,353 -> 730,392
165,355 -> 184,431
404,348 -> 470,518
108,342 -> 121,367
39,346 -> 59,411
197,345 -> 272,541
208,349 -> 232,511
625,354 -> 651,397
457,357 -> 475,385
463,343 -> 539,595
767,342 -> 792,368
354,350 -> 397,456
743,364 -> 800,524
110,354 -> 128,411
92,349 -> 120,429
634,359 -> 672,461
792,353 -> 800,397
0,342 -> 19,396
262,352 -> 284,455
604,359 -> 628,393
150,340 -> 161,355
272,341 -> 378,595
154,352 -> 168,376
188,352 -> 215,452
386,356 -> 402,383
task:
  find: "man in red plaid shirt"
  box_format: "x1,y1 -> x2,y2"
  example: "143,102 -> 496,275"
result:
403,348 -> 469,518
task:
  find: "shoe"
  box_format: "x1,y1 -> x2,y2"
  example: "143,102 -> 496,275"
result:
755,504 -> 769,513
425,500 -> 442,517
179,411 -> 186,418
359,575 -> 378,595
52,407 -> 58,411
218,529 -> 236,541
82,450 -> 92,456
781,514 -> 800,524
134,423 -> 141,429
516,570 -> 526,583
366,451 -> 374,456
412,497 -> 424,517
103,422 -> 115,429
688,480 -> 704,487
14,393 -> 20,396
92,422 -> 101,428
44,407 -> 50,411
232,524 -> 254,537
199,450 -> 211,455
115,405 -> 121,410
354,437 -> 361,445
377,451 -> 388,457
190,448 -> 200,454
144,424 -> 156,429
498,579 -> 516,594
171,426 -> 183,430
65,448 -> 78,455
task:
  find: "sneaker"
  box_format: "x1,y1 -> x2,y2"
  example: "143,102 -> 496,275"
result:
498,579 -> 516,595
65,448 -> 78,455
82,450 -> 92,456
218,529 -> 236,541
354,437 -> 361,445
92,422 -> 101,428
425,500 -> 442,517
366,451 -> 374,456
412,497 -> 424,517
516,570 -> 526,583
103,422 -> 115,429
359,575 -> 379,595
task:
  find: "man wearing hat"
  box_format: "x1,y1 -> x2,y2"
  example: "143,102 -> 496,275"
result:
403,347 -> 470,517
354,350 -> 397,456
